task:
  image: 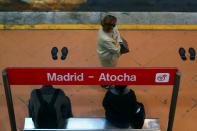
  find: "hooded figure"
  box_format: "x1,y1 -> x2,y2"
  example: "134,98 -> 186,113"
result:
103,85 -> 145,129
28,85 -> 73,129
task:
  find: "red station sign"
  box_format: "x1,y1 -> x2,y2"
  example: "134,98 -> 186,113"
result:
5,67 -> 178,85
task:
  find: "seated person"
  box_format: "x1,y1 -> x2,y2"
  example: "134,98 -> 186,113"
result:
103,85 -> 145,129
28,85 -> 73,129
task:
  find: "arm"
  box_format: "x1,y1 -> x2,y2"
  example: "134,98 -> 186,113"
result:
113,27 -> 123,43
102,40 -> 120,55
103,91 -> 112,111
129,90 -> 139,113
65,96 -> 73,118
28,90 -> 35,120
60,91 -> 73,118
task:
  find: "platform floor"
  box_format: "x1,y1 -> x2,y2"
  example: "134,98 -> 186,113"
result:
24,118 -> 160,130
0,30 -> 197,131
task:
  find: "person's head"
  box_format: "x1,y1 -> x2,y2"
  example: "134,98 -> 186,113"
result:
114,85 -> 127,94
101,15 -> 117,33
42,85 -> 53,88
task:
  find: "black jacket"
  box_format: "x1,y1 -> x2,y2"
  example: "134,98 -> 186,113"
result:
28,86 -> 73,128
103,87 -> 138,128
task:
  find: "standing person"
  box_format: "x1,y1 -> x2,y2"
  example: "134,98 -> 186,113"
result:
97,15 -> 123,67
103,85 -> 145,129
28,85 -> 73,129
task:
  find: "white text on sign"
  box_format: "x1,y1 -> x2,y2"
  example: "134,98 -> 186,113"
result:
47,73 -> 137,82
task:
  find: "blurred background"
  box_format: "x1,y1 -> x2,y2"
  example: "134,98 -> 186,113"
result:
1,0 -> 197,11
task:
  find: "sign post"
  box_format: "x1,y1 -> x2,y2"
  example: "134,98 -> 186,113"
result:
2,67 -> 180,131
167,72 -> 181,131
2,70 -> 17,131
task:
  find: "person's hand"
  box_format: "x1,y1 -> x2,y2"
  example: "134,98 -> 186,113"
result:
119,42 -> 123,45
115,42 -> 120,48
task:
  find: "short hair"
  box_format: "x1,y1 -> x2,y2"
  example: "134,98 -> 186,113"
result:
101,15 -> 117,32
114,85 -> 127,94
42,85 -> 53,88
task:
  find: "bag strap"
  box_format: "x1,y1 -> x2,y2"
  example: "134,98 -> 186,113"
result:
49,89 -> 60,106
36,89 -> 46,105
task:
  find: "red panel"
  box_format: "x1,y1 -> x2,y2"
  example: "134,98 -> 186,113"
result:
5,68 -> 178,85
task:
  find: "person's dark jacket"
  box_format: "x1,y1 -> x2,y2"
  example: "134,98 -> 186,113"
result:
103,87 -> 139,128
28,86 -> 73,128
